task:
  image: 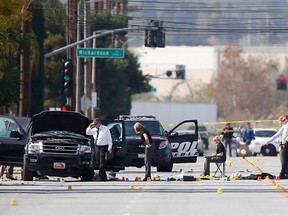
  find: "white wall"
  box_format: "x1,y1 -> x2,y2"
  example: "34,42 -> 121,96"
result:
131,101 -> 217,126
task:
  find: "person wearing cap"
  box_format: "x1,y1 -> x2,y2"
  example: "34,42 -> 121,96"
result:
86,118 -> 113,181
203,135 -> 226,176
133,122 -> 155,181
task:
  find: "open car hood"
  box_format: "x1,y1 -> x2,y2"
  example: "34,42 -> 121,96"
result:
30,111 -> 89,135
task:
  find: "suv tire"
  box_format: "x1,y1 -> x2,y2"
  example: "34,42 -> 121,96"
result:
22,157 -> 33,181
81,169 -> 94,181
156,155 -> 173,172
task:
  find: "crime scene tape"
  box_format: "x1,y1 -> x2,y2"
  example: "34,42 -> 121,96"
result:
163,119 -> 278,127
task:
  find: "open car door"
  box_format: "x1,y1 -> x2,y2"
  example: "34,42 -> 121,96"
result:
167,119 -> 199,163
0,116 -> 30,166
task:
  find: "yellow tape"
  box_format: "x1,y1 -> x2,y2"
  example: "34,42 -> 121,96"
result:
163,119 -> 278,127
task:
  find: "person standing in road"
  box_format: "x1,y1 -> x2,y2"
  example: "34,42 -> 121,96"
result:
221,123 -> 234,157
203,136 -> 226,176
265,115 -> 288,178
278,115 -> 288,179
242,122 -> 255,145
86,118 -> 113,181
134,122 -> 155,181
0,165 -> 16,180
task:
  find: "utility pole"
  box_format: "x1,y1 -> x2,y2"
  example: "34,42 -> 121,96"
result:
68,0 -> 78,110
85,0 -> 92,117
19,13 -> 31,117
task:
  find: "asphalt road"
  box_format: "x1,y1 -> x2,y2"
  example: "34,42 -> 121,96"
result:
0,155 -> 287,216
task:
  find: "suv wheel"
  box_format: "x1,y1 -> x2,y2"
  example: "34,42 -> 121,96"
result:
157,156 -> 173,172
81,169 -> 94,181
22,157 -> 33,181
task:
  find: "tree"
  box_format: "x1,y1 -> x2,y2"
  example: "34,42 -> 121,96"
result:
0,0 -> 31,109
99,50 -> 151,119
30,0 -> 46,115
42,0 -> 67,109
212,44 -> 275,120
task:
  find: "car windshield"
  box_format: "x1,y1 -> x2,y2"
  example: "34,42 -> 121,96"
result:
124,121 -> 165,136
254,130 -> 276,137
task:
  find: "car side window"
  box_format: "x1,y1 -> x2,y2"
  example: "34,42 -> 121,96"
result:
0,117 -> 19,137
108,123 -> 122,141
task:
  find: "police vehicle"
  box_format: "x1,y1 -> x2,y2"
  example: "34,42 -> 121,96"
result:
105,115 -> 199,172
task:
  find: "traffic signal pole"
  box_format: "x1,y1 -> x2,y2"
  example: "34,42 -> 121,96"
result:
44,25 -> 162,114
45,27 -> 150,59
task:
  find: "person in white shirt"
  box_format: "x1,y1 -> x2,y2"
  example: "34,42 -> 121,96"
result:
265,116 -> 287,178
86,118 -> 113,181
279,115 -> 288,178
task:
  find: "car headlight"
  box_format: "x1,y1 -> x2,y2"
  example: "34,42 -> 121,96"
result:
28,142 -> 43,154
159,140 -> 168,149
79,145 -> 91,155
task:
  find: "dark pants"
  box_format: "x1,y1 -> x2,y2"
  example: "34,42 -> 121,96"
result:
223,138 -> 233,157
204,156 -> 225,176
95,145 -> 108,181
279,144 -> 288,177
144,145 -> 155,179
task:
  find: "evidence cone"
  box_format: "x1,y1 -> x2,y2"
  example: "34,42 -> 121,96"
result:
217,188 -> 223,194
147,177 -> 151,181
138,187 -> 143,192
125,177 -> 129,182
67,185 -> 72,190
130,184 -> 135,190
121,176 -> 125,181
134,177 -> 138,182
276,183 -> 281,190
257,176 -> 262,181
265,176 -> 270,181
11,198 -> 17,205
276,176 -> 281,180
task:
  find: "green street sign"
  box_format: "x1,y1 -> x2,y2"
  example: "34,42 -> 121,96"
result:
76,48 -> 124,58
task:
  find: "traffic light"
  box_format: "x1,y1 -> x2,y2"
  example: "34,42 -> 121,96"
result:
156,28 -> 165,48
62,59 -> 73,97
145,30 -> 156,47
175,65 -> 186,80
144,20 -> 165,48
276,74 -> 287,90
61,104 -> 71,111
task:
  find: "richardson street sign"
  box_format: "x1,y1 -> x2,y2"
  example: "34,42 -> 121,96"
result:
76,48 -> 125,58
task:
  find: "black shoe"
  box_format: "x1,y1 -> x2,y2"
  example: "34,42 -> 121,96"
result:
7,176 -> 17,180
142,177 -> 150,181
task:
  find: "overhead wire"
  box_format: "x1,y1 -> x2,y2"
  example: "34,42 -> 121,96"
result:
31,0 -> 288,45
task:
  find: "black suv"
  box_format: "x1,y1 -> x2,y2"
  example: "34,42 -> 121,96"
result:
105,116 -> 199,172
22,111 -> 94,181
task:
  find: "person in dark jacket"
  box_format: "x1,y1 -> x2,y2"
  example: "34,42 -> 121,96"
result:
221,123 -> 234,157
134,122 -> 155,181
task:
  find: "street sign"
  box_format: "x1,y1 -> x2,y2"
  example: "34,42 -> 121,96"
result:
81,95 -> 92,112
76,48 -> 125,58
